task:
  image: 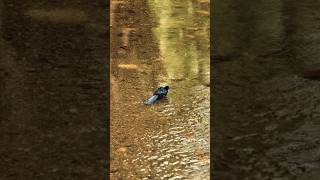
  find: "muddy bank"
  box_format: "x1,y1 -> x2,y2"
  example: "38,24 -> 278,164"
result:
213,0 -> 320,179
0,1 -> 108,179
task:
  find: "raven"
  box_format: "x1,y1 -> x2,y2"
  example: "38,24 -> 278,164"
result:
144,86 -> 169,105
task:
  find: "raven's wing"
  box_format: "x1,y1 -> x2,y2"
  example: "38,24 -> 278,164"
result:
144,95 -> 159,105
154,88 -> 168,96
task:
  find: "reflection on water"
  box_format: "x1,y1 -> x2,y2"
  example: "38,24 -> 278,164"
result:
110,0 -> 209,179
147,0 -> 210,178
150,0 -> 210,86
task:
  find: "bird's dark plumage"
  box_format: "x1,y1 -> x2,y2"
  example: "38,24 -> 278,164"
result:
144,86 -> 169,105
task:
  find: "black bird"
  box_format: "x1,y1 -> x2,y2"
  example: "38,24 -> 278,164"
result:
144,86 -> 169,105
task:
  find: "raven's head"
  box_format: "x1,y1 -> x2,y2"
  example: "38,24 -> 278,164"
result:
164,86 -> 169,90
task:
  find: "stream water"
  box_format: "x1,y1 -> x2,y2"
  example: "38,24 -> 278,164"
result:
110,0 -> 210,179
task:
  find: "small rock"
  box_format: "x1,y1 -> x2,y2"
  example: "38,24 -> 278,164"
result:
110,168 -> 118,173
117,147 -> 127,153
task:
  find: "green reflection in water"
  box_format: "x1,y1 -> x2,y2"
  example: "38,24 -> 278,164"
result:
148,0 -> 210,89
147,1 -> 210,178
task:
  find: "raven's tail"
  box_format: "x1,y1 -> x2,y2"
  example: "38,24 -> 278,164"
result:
144,95 -> 159,105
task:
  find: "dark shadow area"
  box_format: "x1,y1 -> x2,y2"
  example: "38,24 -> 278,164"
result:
0,1 -> 109,179
212,0 -> 320,179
